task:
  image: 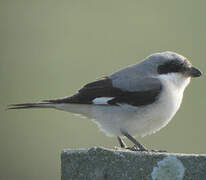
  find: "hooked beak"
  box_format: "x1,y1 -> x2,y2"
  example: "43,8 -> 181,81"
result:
187,66 -> 202,78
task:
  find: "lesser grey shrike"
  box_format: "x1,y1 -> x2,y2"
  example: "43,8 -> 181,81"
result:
9,51 -> 202,152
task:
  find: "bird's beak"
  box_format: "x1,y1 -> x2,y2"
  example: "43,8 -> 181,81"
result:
187,66 -> 202,78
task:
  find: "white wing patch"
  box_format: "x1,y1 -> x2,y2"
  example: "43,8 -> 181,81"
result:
92,97 -> 114,105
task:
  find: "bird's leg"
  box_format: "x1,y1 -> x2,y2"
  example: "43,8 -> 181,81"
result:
117,136 -> 127,148
121,131 -> 148,152
118,131 -> 167,152
117,136 -> 137,151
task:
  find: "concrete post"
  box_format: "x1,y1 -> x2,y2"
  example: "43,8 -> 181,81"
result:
61,147 -> 206,180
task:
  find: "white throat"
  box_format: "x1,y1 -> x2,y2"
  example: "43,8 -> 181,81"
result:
158,73 -> 191,92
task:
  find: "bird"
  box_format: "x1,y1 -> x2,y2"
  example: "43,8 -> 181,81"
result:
8,51 -> 202,152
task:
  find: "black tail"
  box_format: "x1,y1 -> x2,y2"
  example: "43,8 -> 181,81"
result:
7,102 -> 53,110
7,96 -> 73,110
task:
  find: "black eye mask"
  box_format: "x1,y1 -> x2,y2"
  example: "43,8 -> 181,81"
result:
157,60 -> 186,74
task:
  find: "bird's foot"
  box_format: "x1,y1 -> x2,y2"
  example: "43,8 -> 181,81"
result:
150,149 -> 167,153
114,145 -> 139,151
115,145 -> 147,152
125,145 -> 167,153
115,145 -> 166,153
116,135 -> 167,153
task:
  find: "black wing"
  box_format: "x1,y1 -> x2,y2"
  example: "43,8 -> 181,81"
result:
44,77 -> 162,107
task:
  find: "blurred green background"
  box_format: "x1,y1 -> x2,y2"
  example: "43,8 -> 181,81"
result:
1,0 -> 206,179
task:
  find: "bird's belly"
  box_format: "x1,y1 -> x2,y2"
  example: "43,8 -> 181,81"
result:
90,86 -> 183,137
125,94 -> 182,137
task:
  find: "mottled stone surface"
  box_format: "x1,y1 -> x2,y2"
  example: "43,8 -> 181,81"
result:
61,147 -> 206,180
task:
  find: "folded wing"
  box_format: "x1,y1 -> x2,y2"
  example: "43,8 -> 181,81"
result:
44,76 -> 162,107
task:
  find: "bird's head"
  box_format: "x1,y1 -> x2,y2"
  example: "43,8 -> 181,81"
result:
153,51 -> 202,78
142,51 -> 202,89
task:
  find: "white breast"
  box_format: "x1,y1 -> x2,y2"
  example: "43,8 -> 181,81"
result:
134,73 -> 191,136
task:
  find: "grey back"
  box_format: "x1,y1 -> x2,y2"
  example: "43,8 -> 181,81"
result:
110,51 -> 187,91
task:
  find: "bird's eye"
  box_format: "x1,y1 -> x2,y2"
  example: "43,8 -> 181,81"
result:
157,61 -> 184,74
